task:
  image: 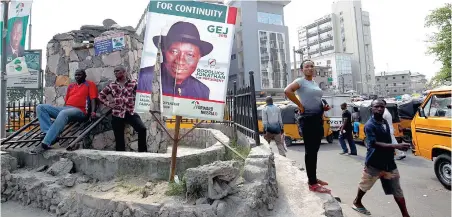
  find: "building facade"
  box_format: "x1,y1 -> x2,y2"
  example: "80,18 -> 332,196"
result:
290,64 -> 332,91
228,0 -> 292,92
410,72 -> 428,93
375,70 -> 412,97
297,0 -> 375,94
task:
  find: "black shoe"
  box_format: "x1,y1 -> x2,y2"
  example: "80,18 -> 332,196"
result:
339,152 -> 349,155
349,153 -> 358,156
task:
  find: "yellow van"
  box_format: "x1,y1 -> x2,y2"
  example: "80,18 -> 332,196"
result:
411,86 -> 451,189
6,106 -> 35,132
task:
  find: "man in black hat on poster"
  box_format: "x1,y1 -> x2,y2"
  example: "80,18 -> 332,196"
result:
138,21 -> 212,100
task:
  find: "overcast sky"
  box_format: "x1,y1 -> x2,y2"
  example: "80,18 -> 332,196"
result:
28,0 -> 448,80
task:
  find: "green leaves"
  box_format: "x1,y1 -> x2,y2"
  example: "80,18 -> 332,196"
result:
425,3 -> 451,83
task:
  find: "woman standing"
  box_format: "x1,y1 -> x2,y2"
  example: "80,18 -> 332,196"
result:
284,60 -> 331,193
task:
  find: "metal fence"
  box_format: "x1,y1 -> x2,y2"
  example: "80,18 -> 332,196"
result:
165,71 -> 260,145
6,101 -> 39,133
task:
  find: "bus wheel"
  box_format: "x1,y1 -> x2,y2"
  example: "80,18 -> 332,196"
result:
435,154 -> 451,190
284,136 -> 293,147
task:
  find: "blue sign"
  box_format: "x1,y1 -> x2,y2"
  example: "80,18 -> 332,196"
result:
94,33 -> 125,56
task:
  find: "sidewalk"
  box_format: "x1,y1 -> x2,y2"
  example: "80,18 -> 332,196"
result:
268,155 -> 344,217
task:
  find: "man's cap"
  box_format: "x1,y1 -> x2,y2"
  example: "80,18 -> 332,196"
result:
114,66 -> 126,72
153,21 -> 213,57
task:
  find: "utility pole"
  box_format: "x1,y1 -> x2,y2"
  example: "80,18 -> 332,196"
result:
292,46 -> 297,78
1,0 -> 10,138
28,5 -> 32,49
25,4 -> 32,103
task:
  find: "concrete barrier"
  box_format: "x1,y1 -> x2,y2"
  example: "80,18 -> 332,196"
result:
4,129 -> 227,181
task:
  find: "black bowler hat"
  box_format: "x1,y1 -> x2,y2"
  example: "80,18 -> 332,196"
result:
153,21 -> 213,57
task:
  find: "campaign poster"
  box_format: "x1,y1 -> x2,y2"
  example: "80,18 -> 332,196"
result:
135,0 -> 237,121
0,2 -> 31,67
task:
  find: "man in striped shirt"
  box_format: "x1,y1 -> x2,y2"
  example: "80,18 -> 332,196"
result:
99,66 -> 147,152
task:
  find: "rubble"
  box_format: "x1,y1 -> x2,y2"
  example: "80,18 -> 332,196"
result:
46,158 -> 74,176
185,160 -> 241,200
1,154 -> 18,172
58,174 -> 77,187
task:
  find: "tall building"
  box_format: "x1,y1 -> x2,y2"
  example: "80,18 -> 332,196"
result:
290,63 -> 333,91
228,0 -> 292,93
297,0 -> 375,94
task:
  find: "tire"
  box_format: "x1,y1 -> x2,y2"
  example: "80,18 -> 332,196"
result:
284,136 -> 293,147
434,154 -> 451,190
326,134 -> 334,143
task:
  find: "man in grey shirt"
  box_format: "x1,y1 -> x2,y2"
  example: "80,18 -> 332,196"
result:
262,96 -> 286,157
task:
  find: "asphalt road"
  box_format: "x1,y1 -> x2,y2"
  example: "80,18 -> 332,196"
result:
283,140 -> 451,217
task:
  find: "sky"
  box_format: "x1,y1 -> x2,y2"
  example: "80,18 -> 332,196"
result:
26,0 -> 448,80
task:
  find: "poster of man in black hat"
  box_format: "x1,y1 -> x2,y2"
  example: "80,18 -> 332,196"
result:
138,21 -> 212,100
134,0 -> 237,120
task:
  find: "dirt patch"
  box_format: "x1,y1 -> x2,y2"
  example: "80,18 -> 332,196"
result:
75,176 -> 184,204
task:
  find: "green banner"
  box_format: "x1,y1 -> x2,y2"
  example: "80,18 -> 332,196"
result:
149,1 -> 227,23
0,2 -> 32,66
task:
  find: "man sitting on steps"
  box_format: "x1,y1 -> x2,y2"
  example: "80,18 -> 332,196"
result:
30,69 -> 98,155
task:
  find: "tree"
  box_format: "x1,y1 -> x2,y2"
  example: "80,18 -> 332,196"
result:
425,3 -> 451,83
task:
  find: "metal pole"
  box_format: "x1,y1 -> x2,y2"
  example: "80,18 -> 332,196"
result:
169,115 -> 182,182
1,1 -> 10,138
28,4 -> 31,49
292,46 -> 297,78
249,71 -> 260,146
26,5 -> 32,103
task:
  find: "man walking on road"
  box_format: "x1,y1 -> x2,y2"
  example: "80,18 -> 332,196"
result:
262,96 -> 286,157
352,99 -> 411,217
339,102 -> 357,155
99,66 -> 148,152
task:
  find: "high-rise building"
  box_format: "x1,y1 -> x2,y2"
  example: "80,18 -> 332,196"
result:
228,0 -> 292,93
297,0 -> 375,94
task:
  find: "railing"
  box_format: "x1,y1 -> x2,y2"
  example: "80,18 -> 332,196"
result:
1,109 -> 112,150
5,101 -> 39,134
165,71 -> 260,145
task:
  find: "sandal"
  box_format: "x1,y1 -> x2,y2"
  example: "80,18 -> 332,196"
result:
306,179 -> 329,186
317,179 -> 329,186
309,184 -> 331,194
352,205 -> 371,215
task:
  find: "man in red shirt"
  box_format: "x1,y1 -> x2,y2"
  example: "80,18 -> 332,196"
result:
99,66 -> 147,152
30,69 -> 98,154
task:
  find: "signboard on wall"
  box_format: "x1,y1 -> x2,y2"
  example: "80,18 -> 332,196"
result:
94,33 -> 126,56
6,49 -> 42,89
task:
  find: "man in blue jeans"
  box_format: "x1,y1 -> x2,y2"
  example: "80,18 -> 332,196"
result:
30,69 -> 98,154
339,102 -> 357,155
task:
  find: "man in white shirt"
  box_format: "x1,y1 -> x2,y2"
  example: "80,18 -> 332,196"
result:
262,96 -> 286,157
382,100 -> 406,160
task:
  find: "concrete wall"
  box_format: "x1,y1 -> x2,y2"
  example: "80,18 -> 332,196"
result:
44,25 -> 168,153
7,129 -> 228,181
